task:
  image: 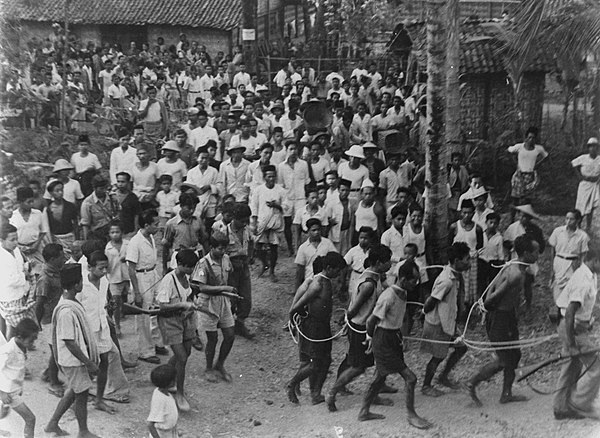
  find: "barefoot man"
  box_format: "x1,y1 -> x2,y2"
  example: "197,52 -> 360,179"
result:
466,234 -> 540,406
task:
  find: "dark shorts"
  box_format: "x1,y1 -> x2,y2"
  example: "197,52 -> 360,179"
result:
298,317 -> 332,364
421,321 -> 453,359
373,328 -> 407,376
158,312 -> 197,346
486,310 -> 521,369
346,321 -> 374,369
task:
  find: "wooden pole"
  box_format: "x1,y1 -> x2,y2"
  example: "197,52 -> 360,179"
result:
242,0 -> 258,74
60,0 -> 70,130
267,55 -> 272,94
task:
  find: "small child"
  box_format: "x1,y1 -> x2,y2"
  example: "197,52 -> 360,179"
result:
399,243 -> 421,337
0,318 -> 39,438
293,186 -> 329,248
212,202 -> 234,236
156,175 -> 178,230
105,220 -> 130,337
213,194 -> 236,224
147,364 -> 179,438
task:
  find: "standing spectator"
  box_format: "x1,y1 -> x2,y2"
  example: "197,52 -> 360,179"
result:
127,210 -> 165,364
70,134 -> 102,197
112,172 -> 142,237
80,175 -> 118,242
186,148 -> 220,231
232,63 -> 251,89
218,143 -> 250,203
10,187 -> 48,276
138,86 -> 168,142
508,126 -> 548,209
132,147 -> 160,210
109,128 -> 138,186
105,222 -> 129,338
571,137 -> 600,232
44,180 -> 79,252
44,159 -> 84,206
157,141 -> 188,191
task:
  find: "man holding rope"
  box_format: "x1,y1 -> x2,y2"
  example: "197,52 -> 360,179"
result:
466,234 -> 539,406
553,248 -> 600,420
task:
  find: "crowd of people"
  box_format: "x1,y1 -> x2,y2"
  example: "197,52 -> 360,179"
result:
1,31 -> 600,437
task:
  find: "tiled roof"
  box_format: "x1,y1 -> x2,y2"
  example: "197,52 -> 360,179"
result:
403,19 -> 554,74
0,0 -> 242,31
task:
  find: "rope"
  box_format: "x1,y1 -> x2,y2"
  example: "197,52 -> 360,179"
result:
528,354 -> 599,395
292,314 -> 346,343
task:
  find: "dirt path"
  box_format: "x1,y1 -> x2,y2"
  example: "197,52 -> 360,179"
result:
2,227 -> 600,437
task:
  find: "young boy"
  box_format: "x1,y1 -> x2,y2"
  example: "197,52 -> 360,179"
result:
344,226 -> 376,297
294,219 -> 338,291
45,263 -> 101,438
34,243 -> 66,397
467,235 -> 540,406
191,233 -> 240,383
105,221 -> 130,337
478,212 -> 505,293
293,186 -> 329,249
420,242 -> 471,397
28,179 -> 46,211
358,261 -> 432,430
132,147 -> 160,211
0,318 -> 39,438
147,365 -> 179,438
287,252 -> 347,405
381,205 -> 408,286
70,134 -> 102,197
156,175 -> 178,231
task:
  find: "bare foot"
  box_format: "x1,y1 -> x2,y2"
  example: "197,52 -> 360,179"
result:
294,383 -> 301,397
95,400 -> 116,414
77,431 -> 101,438
311,394 -> 325,405
408,414 -> 433,430
338,386 -> 354,396
499,394 -> 528,404
326,393 -> 337,412
358,410 -> 386,421
175,392 -> 191,412
204,369 -> 220,383
215,365 -> 232,382
379,383 -> 398,394
44,423 -> 69,436
373,396 -> 394,406
286,383 -> 299,404
269,273 -> 279,283
421,385 -> 444,397
463,382 -> 483,407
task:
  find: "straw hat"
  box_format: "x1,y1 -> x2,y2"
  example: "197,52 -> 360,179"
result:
226,142 -> 246,153
514,204 -> 541,220
362,142 -> 378,150
187,107 -> 199,115
587,137 -> 599,145
346,145 -> 365,159
53,159 -> 74,172
161,140 -> 180,153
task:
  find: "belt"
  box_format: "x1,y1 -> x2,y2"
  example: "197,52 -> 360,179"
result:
556,254 -> 578,261
136,266 -> 156,273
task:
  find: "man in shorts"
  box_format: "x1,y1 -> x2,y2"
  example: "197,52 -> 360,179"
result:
191,233 -> 240,383
45,264 -> 101,438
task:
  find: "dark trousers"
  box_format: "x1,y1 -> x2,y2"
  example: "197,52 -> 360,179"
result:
228,257 -> 252,320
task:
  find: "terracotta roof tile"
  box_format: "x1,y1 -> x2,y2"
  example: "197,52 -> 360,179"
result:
1,0 -> 242,31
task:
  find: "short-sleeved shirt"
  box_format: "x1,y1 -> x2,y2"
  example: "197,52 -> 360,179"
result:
507,143 -> 548,172
293,205 -> 329,232
126,231 -> 157,270
147,388 -> 178,435
278,159 -> 310,201
157,159 -> 188,190
381,226 -> 405,264
295,238 -> 338,278
425,265 -> 460,336
132,162 -> 160,197
78,278 -> 110,338
0,338 -> 26,393
337,162 -> 369,191
155,271 -> 191,305
105,240 -> 130,284
226,223 -> 250,258
80,192 -> 117,231
163,214 -> 203,251
571,154 -> 600,178
156,190 -> 179,218
10,208 -> 47,245
479,231 -> 504,262
34,263 -> 62,325
70,152 -> 102,174
373,287 -> 406,330
379,162 -> 414,206
113,191 -> 141,234
556,263 -> 597,323
54,298 -> 90,367
344,245 -> 370,273
43,178 -> 84,204
548,226 -> 589,258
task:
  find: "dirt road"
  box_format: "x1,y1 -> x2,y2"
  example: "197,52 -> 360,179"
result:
2,224 -> 600,437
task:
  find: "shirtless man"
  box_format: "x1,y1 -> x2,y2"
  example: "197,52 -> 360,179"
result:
466,234 -> 540,406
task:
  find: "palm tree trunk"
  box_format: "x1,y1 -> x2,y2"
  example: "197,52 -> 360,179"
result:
445,0 -> 461,155
424,0 -> 449,265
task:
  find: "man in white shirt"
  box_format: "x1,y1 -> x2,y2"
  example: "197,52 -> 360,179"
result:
199,65 -> 216,100
350,59 -> 368,82
189,110 -> 218,151
366,62 -> 383,88
232,63 -> 251,89
109,128 -> 138,185
138,86 -> 168,141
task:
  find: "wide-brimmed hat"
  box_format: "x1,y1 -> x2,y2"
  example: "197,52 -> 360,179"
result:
230,105 -> 244,113
187,107 -> 199,115
226,143 -> 246,153
256,85 -> 269,93
346,145 -> 365,159
587,137 -> 599,145
514,204 -> 541,220
53,159 -> 74,172
180,183 -> 200,195
161,140 -> 180,152
362,142 -> 378,150
470,186 -> 488,199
